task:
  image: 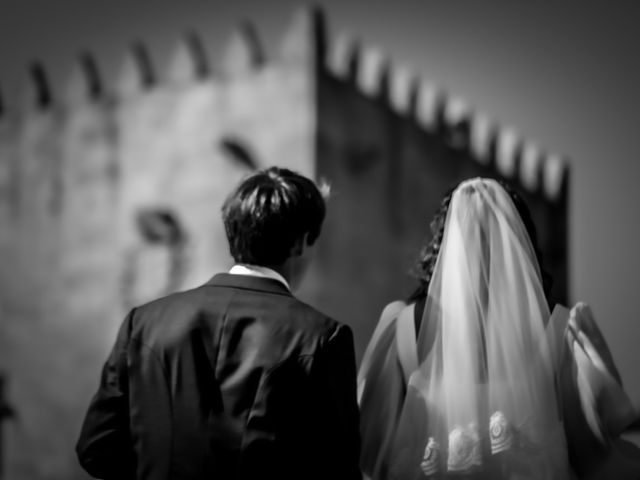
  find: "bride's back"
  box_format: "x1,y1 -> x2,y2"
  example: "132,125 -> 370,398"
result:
360,178 -> 572,479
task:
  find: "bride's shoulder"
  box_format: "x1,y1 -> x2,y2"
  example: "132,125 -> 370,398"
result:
555,301 -> 623,382
568,301 -> 596,324
549,301 -> 595,326
551,301 -> 598,330
380,300 -> 408,321
554,300 -> 593,314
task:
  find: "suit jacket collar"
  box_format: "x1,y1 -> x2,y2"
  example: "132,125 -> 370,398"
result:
205,273 -> 293,297
228,264 -> 290,291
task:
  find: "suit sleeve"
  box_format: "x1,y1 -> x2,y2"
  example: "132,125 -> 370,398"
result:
312,323 -> 363,480
76,310 -> 136,480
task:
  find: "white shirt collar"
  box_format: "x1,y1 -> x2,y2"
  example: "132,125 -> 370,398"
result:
229,264 -> 290,291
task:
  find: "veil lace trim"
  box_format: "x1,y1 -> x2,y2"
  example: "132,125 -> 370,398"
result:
420,411 -> 545,476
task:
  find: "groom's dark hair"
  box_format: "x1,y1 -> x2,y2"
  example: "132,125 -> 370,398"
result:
222,166 -> 327,267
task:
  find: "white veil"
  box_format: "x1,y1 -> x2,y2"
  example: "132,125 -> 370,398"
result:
387,178 -> 570,479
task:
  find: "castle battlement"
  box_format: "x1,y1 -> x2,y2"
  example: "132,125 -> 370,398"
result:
0,5 -> 567,220
326,30 -> 568,202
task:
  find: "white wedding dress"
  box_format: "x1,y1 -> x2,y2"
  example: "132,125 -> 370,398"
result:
358,179 -> 640,480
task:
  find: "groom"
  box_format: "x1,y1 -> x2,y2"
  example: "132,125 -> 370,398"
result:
76,167 -> 362,480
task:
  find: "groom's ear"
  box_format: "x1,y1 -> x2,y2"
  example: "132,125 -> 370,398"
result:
290,234 -> 308,257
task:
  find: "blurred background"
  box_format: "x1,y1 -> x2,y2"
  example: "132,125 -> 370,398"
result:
0,1 -> 639,479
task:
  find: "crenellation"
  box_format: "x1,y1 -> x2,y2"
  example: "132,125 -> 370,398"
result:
387,64 -> 416,114
468,114 -> 494,163
519,143 -> 542,192
495,127 -> 521,179
446,117 -> 472,152
166,31 -> 209,84
26,62 -> 53,110
483,126 -> 500,170
441,96 -> 472,150
327,34 -> 360,84
81,52 -> 103,99
221,22 -> 264,76
443,95 -> 470,122
344,38 -> 361,83
541,153 -> 568,201
431,92 -> 449,136
353,45 -> 385,97
375,58 -> 392,104
279,5 -> 327,68
319,8 -> 570,204
323,33 -> 571,201
535,152 -> 548,199
509,140 -> 524,184
115,41 -> 155,98
413,80 -> 442,131
404,76 -> 421,119
64,52 -> 103,105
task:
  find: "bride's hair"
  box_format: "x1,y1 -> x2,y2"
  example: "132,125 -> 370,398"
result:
408,180 -> 553,304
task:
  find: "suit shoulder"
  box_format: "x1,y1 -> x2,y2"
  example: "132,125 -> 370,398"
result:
127,286 -> 212,337
134,286 -> 204,314
287,298 -> 348,344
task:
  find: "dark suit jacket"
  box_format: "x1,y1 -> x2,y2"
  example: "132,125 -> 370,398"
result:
76,273 -> 362,480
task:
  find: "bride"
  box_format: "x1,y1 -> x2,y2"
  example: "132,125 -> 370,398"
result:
358,178 -> 640,479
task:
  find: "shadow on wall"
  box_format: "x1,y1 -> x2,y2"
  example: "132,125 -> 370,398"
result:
122,207 -> 188,310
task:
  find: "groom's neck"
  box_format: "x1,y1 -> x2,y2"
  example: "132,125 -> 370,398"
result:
264,263 -> 290,283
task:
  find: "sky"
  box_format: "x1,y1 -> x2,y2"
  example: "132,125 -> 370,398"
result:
0,0 -> 639,418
